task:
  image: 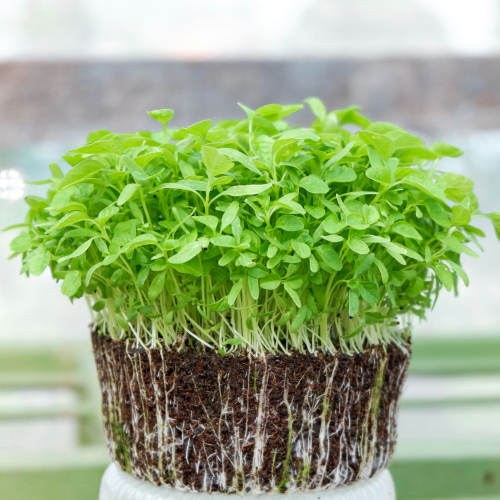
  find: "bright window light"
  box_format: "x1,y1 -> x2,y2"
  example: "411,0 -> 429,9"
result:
0,169 -> 25,201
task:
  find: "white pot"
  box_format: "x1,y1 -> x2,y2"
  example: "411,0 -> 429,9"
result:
99,464 -> 396,500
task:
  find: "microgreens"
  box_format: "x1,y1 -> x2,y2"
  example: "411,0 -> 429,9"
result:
7,100 -> 500,354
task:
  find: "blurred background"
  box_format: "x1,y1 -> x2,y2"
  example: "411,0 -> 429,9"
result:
0,1 -> 500,499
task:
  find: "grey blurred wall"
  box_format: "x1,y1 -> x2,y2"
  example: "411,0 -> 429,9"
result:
1,58 -> 500,146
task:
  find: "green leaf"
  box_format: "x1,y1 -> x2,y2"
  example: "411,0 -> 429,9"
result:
439,173 -> 474,203
387,249 -> 407,265
324,142 -> 355,167
430,142 -> 463,158
170,259 -> 203,277
316,245 -> 342,271
103,254 -> 118,265
339,320 -> 366,339
347,238 -> 370,255
176,120 -> 212,139
359,130 -> 395,158
382,241 -> 408,255
178,160 -> 195,178
61,271 -> 81,297
326,166 -> 357,183
446,260 -> 470,286
305,206 -> 325,219
373,258 -> 389,284
217,249 -> 236,266
321,234 -> 343,243
223,337 -> 244,346
406,276 -> 426,297
49,163 -> 64,179
366,147 -> 385,172
299,176 -> 329,194
193,216 -> 218,231
291,305 -> 308,333
337,106 -> 371,127
284,282 -> 301,307
202,146 -> 234,177
179,180 -> 208,191
256,103 -> 303,121
152,182 -> 205,201
276,215 -> 304,232
168,241 -> 203,264
260,274 -> 281,290
434,262 -> 453,292
135,151 -> 164,168
238,102 -> 255,119
218,148 -> 261,175
231,217 -> 242,243
323,216 -> 347,234
96,206 -> 119,222
391,221 -> 422,240
91,301 -> 106,312
131,168 -> 163,182
164,311 -> 174,324
279,129 -> 320,142
84,262 -> 104,285
68,140 -> 123,155
363,235 -> 390,244
86,130 -> 112,143
366,166 -> 391,184
228,279 -> 243,305
401,174 -> 446,201
363,205 -> 380,225
445,235 -> 479,258
248,276 -> 260,300
345,214 -> 367,230
58,239 -> 93,263
220,201 -> 239,231
49,202 -> 88,214
211,176 -> 233,188
359,281 -> 380,304
484,212 -> 500,240
10,234 -> 32,253
223,183 -> 272,197
137,267 -> 150,288
58,160 -> 104,191
348,288 -> 359,317
29,250 -> 50,276
117,184 -> 139,206
121,234 -> 158,252
291,240 -> 311,258
396,146 -> 439,162
304,97 -> 326,122
426,199 -> 451,227
309,254 -> 319,273
147,109 -> 174,124
47,211 -> 90,233
275,194 -> 306,214
451,205 -> 471,226
148,272 -> 166,300
211,235 -> 237,247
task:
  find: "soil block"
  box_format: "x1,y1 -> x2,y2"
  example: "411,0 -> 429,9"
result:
92,328 -> 410,493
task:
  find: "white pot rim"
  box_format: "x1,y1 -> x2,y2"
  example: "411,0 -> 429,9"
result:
99,463 -> 396,500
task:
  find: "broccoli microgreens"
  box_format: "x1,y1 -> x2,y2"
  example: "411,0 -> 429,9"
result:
7,100 -> 500,354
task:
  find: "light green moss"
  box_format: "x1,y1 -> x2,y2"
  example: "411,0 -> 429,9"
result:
110,420 -> 132,473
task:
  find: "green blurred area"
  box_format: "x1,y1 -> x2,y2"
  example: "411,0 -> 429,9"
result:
0,465 -> 104,500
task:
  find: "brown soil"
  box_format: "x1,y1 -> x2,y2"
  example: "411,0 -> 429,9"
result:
92,327 -> 410,493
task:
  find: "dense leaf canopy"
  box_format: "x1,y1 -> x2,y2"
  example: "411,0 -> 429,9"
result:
9,100 -> 500,353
